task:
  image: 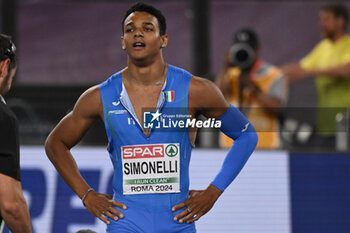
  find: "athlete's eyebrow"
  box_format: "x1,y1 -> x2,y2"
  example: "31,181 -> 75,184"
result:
142,22 -> 155,27
125,22 -> 155,27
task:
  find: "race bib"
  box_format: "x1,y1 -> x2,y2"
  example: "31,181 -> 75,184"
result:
121,143 -> 180,195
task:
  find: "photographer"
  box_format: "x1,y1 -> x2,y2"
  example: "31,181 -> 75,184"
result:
216,28 -> 286,149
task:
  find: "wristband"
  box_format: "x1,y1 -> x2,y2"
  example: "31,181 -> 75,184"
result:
81,188 -> 94,206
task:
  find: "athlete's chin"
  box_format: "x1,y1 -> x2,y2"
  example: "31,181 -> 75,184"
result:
128,50 -> 160,66
129,51 -> 147,59
129,53 -> 155,63
130,56 -> 151,66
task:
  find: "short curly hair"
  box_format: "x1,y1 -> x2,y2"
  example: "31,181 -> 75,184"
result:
121,2 -> 167,36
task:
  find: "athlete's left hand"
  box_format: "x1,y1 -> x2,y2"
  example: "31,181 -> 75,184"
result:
172,184 -> 222,224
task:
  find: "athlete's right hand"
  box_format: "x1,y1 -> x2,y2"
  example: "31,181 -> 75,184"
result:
83,191 -> 127,224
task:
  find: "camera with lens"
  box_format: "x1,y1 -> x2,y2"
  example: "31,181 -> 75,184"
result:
229,43 -> 256,71
229,28 -> 259,73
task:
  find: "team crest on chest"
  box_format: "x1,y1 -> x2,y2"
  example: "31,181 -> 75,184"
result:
164,91 -> 175,102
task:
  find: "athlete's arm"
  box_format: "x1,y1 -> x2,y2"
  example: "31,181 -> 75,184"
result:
172,76 -> 258,224
45,85 -> 126,225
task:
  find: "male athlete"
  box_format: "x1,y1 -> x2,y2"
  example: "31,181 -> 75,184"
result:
45,3 -> 258,233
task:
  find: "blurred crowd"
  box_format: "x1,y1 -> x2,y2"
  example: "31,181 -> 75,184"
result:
3,2 -> 350,152
216,3 -> 350,152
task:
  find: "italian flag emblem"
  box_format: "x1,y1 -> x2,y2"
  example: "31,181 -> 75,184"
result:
165,91 -> 175,102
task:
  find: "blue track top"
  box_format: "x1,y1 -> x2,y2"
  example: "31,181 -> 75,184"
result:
100,64 -> 196,233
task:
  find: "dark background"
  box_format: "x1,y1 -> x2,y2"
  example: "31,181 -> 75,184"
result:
2,0 -> 347,147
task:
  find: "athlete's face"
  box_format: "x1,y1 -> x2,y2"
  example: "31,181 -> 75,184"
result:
320,10 -> 345,39
121,11 -> 168,62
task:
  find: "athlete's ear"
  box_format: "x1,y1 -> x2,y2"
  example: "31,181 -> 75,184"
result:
121,36 -> 126,50
0,59 -> 10,79
160,34 -> 168,49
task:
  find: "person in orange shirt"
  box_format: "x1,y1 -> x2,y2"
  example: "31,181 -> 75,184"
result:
216,28 -> 286,149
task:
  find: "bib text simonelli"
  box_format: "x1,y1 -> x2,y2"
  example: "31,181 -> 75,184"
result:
121,143 -> 180,195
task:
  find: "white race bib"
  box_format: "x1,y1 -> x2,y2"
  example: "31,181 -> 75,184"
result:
121,143 -> 180,195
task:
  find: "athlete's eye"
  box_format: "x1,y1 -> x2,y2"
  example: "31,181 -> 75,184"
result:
125,28 -> 134,33
144,27 -> 153,32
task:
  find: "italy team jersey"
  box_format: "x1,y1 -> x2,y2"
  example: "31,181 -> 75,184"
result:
99,65 -> 196,233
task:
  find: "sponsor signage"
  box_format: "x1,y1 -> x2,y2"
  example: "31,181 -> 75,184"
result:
121,143 -> 180,194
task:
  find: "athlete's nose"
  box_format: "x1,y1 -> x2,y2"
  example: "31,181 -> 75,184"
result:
134,28 -> 144,38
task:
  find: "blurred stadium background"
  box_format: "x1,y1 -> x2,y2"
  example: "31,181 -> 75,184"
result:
1,0 -> 350,232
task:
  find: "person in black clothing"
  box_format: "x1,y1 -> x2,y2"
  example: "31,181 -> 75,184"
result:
0,34 -> 32,233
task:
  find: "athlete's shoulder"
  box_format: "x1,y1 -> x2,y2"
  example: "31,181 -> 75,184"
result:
100,70 -> 123,89
190,75 -> 214,89
99,70 -> 124,101
189,76 -> 229,109
167,64 -> 192,79
189,76 -> 220,99
78,85 -> 101,105
71,84 -> 103,118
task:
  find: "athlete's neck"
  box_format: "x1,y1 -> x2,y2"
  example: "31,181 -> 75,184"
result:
126,60 -> 167,86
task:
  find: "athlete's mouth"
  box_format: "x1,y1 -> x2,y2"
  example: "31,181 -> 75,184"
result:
133,42 -> 146,48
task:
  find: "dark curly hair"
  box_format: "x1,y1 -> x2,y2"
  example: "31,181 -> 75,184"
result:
121,2 -> 167,36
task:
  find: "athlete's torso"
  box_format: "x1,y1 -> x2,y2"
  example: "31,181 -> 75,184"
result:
99,64 -> 196,233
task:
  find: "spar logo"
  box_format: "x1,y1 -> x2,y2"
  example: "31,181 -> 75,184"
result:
122,144 -> 165,159
165,144 -> 178,157
122,144 -> 179,159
